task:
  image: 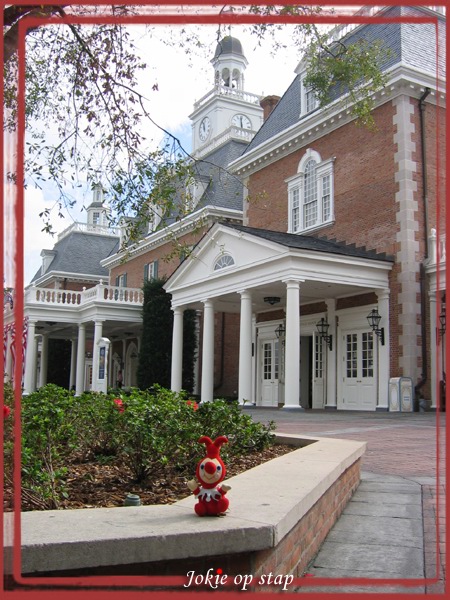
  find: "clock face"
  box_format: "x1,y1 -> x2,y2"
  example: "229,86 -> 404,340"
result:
232,114 -> 252,129
199,117 -> 211,141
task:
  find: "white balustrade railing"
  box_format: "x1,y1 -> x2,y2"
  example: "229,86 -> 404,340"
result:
31,288 -> 82,305
57,221 -> 120,241
194,85 -> 261,111
22,282 -> 144,309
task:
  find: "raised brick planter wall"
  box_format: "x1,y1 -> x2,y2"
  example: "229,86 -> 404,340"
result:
6,435 -> 364,592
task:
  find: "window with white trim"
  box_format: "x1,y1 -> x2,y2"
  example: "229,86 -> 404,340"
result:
144,260 -> 158,282
287,149 -> 334,234
115,273 -> 127,287
300,74 -> 318,117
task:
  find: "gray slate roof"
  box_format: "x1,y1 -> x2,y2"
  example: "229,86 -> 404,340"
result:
195,140 -> 248,211
226,223 -> 394,262
161,139 -> 248,228
245,6 -> 445,154
31,231 -> 119,282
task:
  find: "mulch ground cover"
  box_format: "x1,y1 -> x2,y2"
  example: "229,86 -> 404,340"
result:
4,443 -> 294,511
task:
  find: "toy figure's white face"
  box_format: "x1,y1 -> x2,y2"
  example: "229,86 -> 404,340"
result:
197,458 -> 224,485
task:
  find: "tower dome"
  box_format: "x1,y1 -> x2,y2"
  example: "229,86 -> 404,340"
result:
213,36 -> 246,61
211,35 -> 248,91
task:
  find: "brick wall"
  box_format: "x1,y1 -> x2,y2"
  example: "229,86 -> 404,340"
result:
246,102 -> 398,256
110,227 -> 210,289
24,460 -> 361,587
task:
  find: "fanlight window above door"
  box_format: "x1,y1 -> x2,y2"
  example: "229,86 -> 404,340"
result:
214,254 -> 235,270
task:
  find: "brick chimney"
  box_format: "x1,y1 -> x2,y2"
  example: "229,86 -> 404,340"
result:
260,95 -> 281,121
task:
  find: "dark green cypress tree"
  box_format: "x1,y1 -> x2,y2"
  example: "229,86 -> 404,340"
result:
137,279 -> 197,392
137,278 -> 173,390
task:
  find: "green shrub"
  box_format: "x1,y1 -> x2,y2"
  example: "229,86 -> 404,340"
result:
114,386 -> 204,482
195,400 -> 276,464
21,384 -> 80,508
10,384 -> 276,508
74,391 -> 125,458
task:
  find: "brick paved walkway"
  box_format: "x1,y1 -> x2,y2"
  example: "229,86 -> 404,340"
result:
245,409 -> 446,593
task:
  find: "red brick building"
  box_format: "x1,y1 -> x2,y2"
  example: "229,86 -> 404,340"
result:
9,6 -> 446,411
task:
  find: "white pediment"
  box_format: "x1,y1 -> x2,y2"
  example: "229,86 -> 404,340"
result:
165,223 -> 392,310
165,223 -> 285,293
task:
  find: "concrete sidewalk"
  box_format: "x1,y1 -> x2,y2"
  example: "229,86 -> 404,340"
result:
245,409 -> 446,594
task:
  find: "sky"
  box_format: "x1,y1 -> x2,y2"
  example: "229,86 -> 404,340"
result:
14,24 -> 304,286
3,13 -> 349,287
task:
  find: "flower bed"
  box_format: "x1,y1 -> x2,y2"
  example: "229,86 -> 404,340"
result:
3,383 -> 278,511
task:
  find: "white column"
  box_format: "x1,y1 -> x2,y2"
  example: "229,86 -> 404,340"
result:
122,339 -> 127,385
92,321 -> 103,392
171,306 -> 184,392
32,334 -> 39,391
283,280 -> 302,409
376,290 -> 390,411
75,323 -> 86,395
193,311 -> 202,395
38,333 -> 49,388
324,299 -> 337,409
23,320 -> 37,395
251,315 -> 257,405
201,300 -> 215,403
5,328 -> 13,382
429,291 -> 437,410
238,290 -> 253,405
69,338 -> 77,390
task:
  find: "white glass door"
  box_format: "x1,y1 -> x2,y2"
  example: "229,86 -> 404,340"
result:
341,330 -> 376,410
260,339 -> 280,407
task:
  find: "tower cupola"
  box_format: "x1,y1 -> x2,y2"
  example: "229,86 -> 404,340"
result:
212,35 -> 248,91
86,183 -> 110,229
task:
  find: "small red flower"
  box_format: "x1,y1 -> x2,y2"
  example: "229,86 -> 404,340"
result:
113,398 -> 125,413
3,406 -> 11,418
186,400 -> 199,411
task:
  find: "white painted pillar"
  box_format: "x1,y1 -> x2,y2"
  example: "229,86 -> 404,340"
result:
325,299 -> 337,409
376,290 -> 390,411
38,333 -> 49,388
69,338 -> 77,390
251,315 -> 257,405
193,310 -> 202,395
171,306 -> 184,392
429,291 -> 437,409
283,280 -> 302,409
201,300 -> 215,403
32,334 -> 39,391
122,339 -> 127,385
5,329 -> 13,382
23,320 -> 37,395
75,323 -> 86,395
238,290 -> 253,405
92,321 -> 103,392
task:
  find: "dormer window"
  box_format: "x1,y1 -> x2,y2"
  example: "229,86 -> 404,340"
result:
214,254 -> 235,271
300,74 -> 318,116
287,149 -> 334,234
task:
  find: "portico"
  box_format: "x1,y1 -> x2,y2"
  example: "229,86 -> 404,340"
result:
165,223 -> 394,410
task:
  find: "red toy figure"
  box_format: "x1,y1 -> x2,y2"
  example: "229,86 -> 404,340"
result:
187,435 -> 231,516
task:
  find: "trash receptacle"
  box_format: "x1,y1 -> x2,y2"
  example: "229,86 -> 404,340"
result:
389,378 -> 401,412
389,377 -> 413,412
400,377 -> 413,411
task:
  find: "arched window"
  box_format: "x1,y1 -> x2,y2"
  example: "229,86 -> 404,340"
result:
286,149 -> 334,234
214,254 -> 235,270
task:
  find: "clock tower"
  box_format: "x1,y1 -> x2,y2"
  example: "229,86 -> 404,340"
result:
190,36 -> 264,157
